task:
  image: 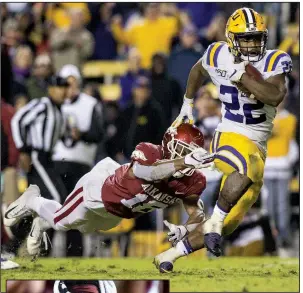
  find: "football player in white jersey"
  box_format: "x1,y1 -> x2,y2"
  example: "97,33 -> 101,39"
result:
154,7 -> 292,267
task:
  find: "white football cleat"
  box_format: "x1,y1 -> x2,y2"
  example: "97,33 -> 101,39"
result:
1,257 -> 20,270
27,217 -> 52,256
3,185 -> 41,227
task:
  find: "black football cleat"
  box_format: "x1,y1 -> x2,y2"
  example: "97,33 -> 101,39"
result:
159,262 -> 173,274
204,232 -> 222,257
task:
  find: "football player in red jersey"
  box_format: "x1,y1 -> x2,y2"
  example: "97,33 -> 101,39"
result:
4,123 -> 214,256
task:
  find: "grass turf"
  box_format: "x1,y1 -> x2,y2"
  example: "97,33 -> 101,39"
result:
2,257 -> 299,292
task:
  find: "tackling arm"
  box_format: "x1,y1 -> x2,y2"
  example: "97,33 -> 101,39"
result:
240,73 -> 287,107
132,149 -> 214,181
183,194 -> 206,233
163,194 -> 205,245
131,159 -> 185,181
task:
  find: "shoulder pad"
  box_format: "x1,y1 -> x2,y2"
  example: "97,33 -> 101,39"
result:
204,42 -> 227,68
263,50 -> 292,73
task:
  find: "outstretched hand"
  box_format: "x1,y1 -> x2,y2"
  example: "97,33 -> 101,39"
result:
171,97 -> 194,127
164,220 -> 188,246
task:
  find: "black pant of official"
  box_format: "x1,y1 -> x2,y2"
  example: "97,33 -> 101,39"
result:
54,161 -> 91,257
5,152 -> 67,256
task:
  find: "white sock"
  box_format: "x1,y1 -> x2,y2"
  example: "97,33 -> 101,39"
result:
163,246 -> 185,262
176,240 -> 193,256
212,204 -> 228,222
27,197 -> 62,229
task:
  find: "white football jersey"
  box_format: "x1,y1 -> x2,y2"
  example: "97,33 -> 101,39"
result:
201,42 -> 292,153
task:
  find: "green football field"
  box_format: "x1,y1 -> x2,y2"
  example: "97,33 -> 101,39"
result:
2,257 -> 299,292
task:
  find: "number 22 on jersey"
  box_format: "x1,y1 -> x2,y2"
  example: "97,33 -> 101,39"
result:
220,85 -> 266,125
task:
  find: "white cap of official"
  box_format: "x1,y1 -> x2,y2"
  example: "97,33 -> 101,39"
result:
59,64 -> 82,84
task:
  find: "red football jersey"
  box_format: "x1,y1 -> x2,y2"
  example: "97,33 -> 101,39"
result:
102,142 -> 206,218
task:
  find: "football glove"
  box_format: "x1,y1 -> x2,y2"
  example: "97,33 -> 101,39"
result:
172,96 -> 194,127
184,148 -> 215,169
164,220 -> 188,246
227,61 -> 249,83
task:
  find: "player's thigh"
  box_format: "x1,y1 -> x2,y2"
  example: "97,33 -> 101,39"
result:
53,186 -> 88,231
211,132 -> 265,183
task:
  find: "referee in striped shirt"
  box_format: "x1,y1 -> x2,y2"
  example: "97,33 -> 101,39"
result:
9,76 -> 69,255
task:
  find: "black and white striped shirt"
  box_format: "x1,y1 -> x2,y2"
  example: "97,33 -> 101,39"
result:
11,97 -> 65,156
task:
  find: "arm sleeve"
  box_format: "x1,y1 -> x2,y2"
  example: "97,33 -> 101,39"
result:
81,103 -> 104,143
201,43 -> 213,70
11,100 -> 45,152
132,161 -> 176,181
265,51 -> 293,78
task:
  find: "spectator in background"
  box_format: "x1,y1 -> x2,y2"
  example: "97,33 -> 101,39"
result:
114,76 -> 166,163
168,25 -> 203,92
1,41 -> 28,107
177,3 -> 220,33
11,45 -> 33,106
12,45 -> 33,83
150,53 -> 182,127
2,18 -> 23,59
90,3 -> 117,60
50,8 -> 94,72
200,13 -> 226,48
194,84 -> 222,215
83,82 -> 102,101
6,3 -> 29,15
53,65 -> 104,256
1,3 -> 9,24
24,3 -> 49,54
111,3 -> 178,68
264,98 -> 298,254
26,54 -> 53,100
119,47 -> 147,109
102,102 -> 120,159
46,3 -> 91,29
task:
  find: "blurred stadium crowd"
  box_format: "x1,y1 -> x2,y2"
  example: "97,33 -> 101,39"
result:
1,3 -> 299,259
